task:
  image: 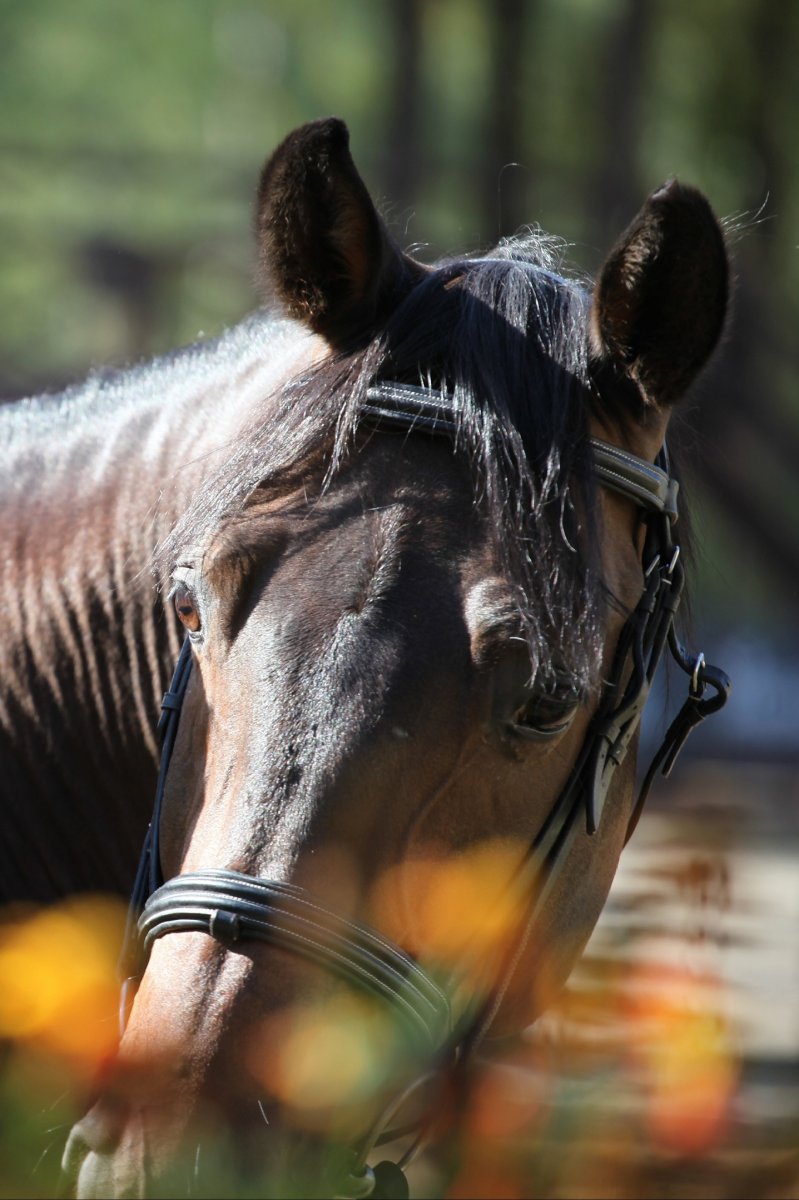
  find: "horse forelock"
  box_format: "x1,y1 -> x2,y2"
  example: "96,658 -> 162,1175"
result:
156,234 -> 608,694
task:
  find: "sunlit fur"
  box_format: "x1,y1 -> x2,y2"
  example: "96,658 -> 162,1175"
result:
0,312 -> 308,900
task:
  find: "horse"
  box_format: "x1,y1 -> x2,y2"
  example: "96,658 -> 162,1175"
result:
1,118 -> 730,1198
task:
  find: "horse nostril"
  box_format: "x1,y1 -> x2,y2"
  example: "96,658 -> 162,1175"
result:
62,1104 -> 131,1199
61,1123 -> 90,1193
67,1101 -> 125,1158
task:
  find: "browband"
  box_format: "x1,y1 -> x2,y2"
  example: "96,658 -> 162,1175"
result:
364,381 -> 678,520
591,441 -> 678,521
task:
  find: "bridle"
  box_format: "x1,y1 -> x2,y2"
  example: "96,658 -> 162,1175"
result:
118,382 -> 730,1199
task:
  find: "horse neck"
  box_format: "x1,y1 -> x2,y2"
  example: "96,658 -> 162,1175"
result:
0,313 -> 311,900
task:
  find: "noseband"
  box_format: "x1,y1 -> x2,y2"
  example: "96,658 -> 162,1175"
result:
119,382 -> 730,1199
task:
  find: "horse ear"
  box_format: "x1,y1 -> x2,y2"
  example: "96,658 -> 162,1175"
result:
255,118 -> 414,347
591,180 -> 728,409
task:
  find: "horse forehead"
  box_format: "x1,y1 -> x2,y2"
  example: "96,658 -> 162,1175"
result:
237,489 -> 482,637
207,437 -> 486,588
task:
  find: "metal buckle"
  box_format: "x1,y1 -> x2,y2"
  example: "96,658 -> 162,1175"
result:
690,651 -> 706,696
666,545 -> 681,576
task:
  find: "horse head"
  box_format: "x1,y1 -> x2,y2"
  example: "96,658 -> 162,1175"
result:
66,118 -> 729,1198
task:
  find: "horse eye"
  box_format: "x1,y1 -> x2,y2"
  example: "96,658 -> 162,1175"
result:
509,693 -> 578,741
172,584 -> 201,633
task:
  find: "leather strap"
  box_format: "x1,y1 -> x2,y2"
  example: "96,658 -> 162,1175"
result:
364,382 -> 679,519
590,439 -> 679,520
118,635 -> 193,1032
139,870 -> 451,1050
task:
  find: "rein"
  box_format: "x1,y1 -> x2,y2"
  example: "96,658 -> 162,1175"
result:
119,382 -> 730,1199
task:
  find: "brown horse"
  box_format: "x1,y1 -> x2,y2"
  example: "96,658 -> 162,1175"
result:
2,119 -> 729,1197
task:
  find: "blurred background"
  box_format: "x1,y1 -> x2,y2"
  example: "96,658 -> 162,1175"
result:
0,1 -> 796,1196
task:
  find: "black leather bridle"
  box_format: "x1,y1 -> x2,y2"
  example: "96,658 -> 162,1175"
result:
118,382 -> 730,1199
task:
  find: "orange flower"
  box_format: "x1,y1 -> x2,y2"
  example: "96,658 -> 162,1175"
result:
0,896 -> 126,1075
624,960 -> 738,1155
370,840 -> 530,997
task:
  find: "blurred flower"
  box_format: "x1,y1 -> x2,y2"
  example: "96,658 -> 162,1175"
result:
370,839 -> 530,999
247,991 -> 407,1133
0,896 -> 125,1075
463,1057 -> 546,1143
624,959 -> 739,1155
446,1165 -> 527,1200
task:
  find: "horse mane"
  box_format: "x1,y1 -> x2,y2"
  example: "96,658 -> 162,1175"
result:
0,313 -> 277,448
158,232 -> 609,695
